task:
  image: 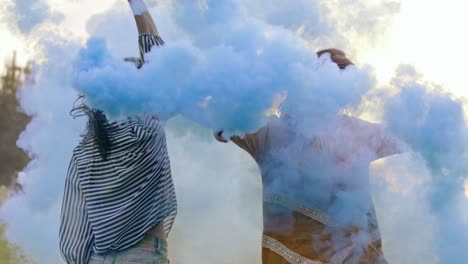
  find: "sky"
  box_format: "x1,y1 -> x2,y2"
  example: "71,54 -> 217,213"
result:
361,0 -> 468,97
0,0 -> 114,67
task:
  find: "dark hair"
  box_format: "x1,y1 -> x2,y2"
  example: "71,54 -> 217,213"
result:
317,48 -> 354,69
278,49 -> 354,117
71,96 -> 111,160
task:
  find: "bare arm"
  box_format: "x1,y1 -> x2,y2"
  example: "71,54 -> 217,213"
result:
368,123 -> 405,160
126,0 -> 165,68
129,0 -> 160,35
215,128 -> 268,162
344,117 -> 404,161
375,131 -> 404,159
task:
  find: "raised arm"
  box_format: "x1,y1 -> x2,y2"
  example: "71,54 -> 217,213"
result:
364,121 -> 404,161
374,129 -> 404,160
341,116 -> 404,161
126,0 -> 165,68
215,127 -> 268,163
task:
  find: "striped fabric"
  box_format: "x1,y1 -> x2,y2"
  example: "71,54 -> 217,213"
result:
60,33 -> 176,264
60,115 -> 177,264
125,33 -> 165,68
139,33 -> 165,62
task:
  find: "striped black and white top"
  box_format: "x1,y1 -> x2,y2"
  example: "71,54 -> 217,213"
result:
60,34 -> 177,264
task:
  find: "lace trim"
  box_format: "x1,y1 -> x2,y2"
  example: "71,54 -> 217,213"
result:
263,235 -> 360,264
263,193 -> 383,263
263,192 -> 383,243
263,192 -> 332,225
262,235 -> 324,264
329,245 -> 354,264
369,228 -> 381,243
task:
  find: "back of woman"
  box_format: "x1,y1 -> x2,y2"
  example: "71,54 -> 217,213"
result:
59,1 -> 177,263
226,50 -> 401,264
233,115 -> 389,264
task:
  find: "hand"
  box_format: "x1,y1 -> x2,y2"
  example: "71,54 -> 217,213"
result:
124,57 -> 144,69
214,130 -> 228,143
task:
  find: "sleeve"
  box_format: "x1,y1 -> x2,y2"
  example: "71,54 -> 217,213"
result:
59,156 -> 94,264
230,126 -> 268,162
371,125 -> 405,160
125,33 -> 164,69
126,0 -> 165,68
138,33 -> 165,62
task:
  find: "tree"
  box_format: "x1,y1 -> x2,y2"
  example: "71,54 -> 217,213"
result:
0,186 -> 36,264
0,52 -> 31,189
0,53 -> 36,263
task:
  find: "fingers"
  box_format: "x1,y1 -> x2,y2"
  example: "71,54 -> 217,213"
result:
214,130 -> 228,143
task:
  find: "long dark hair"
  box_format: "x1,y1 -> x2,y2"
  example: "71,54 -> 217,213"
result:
71,95 -> 111,160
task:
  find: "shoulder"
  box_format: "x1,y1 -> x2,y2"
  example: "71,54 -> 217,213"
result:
340,115 -> 385,141
340,115 -> 385,146
138,113 -> 165,131
342,115 -> 380,131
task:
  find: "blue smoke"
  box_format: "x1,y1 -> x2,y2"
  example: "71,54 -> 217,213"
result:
3,0 -> 468,263
382,65 -> 468,263
74,2 -> 374,135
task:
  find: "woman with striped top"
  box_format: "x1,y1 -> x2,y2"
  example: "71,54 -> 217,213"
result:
59,1 -> 176,263
216,49 -> 402,264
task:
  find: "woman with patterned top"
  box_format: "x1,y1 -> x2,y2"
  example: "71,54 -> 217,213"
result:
59,1 -> 176,263
216,49 -> 402,264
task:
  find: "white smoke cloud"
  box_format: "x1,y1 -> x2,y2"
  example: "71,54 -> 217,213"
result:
0,38 -> 84,263
243,0 -> 400,51
1,0 -> 63,34
378,65 -> 468,263
164,119 -> 263,263
370,153 -> 439,264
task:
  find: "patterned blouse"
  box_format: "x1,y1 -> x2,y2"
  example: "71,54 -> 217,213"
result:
59,33 -> 176,264
231,115 -> 400,264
